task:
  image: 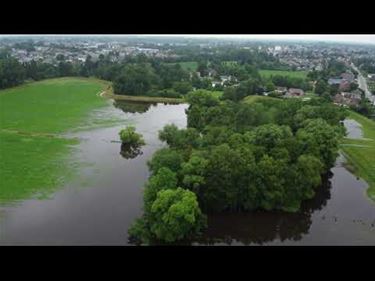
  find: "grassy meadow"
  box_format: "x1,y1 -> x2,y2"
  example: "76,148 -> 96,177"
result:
243,95 -> 281,104
259,69 -> 308,79
341,111 -> 375,202
166,61 -> 198,72
0,77 -> 109,203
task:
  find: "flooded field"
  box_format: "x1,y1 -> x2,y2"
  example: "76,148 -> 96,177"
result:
0,101 -> 374,245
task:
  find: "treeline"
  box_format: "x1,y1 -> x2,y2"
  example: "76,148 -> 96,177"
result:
352,57 -> 375,74
173,46 -> 289,70
129,91 -> 347,244
0,48 -> 312,99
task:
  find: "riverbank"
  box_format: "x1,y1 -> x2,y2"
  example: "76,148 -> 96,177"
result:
100,86 -> 185,104
341,111 -> 375,202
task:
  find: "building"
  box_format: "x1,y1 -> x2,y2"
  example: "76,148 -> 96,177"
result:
339,80 -> 351,91
275,86 -> 287,94
328,78 -> 342,85
340,72 -> 355,82
285,88 -> 304,98
211,81 -> 223,88
333,92 -> 361,107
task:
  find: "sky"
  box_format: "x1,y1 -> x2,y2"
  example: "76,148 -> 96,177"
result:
1,34 -> 374,45
146,34 -> 375,45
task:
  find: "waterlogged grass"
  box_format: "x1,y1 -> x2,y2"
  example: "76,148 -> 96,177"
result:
0,77 -> 110,204
0,132 -> 79,203
0,77 -> 109,133
341,111 -> 375,201
259,69 -> 308,79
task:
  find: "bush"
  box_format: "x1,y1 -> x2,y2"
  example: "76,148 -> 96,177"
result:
119,126 -> 145,146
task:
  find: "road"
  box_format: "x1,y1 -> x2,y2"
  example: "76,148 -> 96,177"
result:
351,63 -> 375,105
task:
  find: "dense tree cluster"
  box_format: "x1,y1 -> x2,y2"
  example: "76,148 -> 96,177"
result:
129,90 -> 347,244
0,51 -> 26,89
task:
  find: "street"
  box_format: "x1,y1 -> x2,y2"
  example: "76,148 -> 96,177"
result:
351,63 -> 375,105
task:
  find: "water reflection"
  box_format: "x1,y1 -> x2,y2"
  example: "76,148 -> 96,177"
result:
120,143 -> 144,159
196,174 -> 333,245
113,100 -> 156,114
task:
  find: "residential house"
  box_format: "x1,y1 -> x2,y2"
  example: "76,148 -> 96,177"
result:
333,92 -> 361,107
207,69 -> 217,78
275,86 -> 287,94
340,72 -> 355,82
339,80 -> 351,91
284,88 -> 304,98
328,78 -> 342,85
211,81 -> 222,88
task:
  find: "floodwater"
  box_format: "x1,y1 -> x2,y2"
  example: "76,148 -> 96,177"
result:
0,101 -> 374,245
343,119 -> 363,139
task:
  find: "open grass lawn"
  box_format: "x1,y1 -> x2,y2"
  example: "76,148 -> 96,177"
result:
222,61 -> 238,66
0,77 -> 108,203
165,61 -> 198,72
259,69 -> 308,79
243,95 -> 282,104
341,111 -> 375,202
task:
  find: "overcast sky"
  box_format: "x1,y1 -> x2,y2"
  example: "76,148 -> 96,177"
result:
1,34 -> 374,45
150,34 -> 375,45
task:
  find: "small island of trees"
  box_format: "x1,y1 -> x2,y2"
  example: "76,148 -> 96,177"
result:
119,126 -> 145,159
129,90 -> 347,244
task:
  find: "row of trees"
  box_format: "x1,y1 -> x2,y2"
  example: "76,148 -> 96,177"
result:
129,90 -> 347,244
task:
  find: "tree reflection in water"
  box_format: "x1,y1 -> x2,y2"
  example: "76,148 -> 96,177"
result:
120,143 -> 144,159
113,100 -> 156,114
195,172 -> 333,245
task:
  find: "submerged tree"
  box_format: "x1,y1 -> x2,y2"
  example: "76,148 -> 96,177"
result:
119,126 -> 145,146
129,187 -> 206,244
120,143 -> 143,159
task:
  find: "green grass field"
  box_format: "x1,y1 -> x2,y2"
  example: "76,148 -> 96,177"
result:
0,77 -> 109,204
243,95 -> 281,104
368,81 -> 375,94
341,111 -> 375,202
259,69 -> 308,79
222,61 -> 238,66
166,61 -> 198,72
207,90 -> 223,99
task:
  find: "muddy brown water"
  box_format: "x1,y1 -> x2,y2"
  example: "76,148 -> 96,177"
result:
0,101 -> 374,245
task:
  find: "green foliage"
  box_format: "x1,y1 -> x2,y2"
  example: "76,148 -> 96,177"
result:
186,89 -> 220,107
119,126 -> 145,146
159,124 -> 201,150
148,188 -> 205,242
172,81 -> 193,95
144,97 -> 343,214
0,53 -> 25,89
296,118 -> 340,170
144,167 -> 178,212
315,79 -> 329,95
147,148 -> 184,174
113,63 -> 158,95
181,155 -> 209,191
222,78 -> 262,101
